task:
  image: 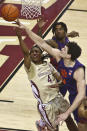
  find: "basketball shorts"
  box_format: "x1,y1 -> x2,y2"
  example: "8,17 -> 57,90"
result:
37,93 -> 70,130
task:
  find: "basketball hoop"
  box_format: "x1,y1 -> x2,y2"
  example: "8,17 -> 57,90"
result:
21,0 -> 42,19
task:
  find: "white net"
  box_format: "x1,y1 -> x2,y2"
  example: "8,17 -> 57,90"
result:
21,0 -> 42,19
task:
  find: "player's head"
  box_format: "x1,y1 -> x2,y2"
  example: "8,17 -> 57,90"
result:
66,42 -> 82,61
61,41 -> 82,61
52,22 -> 67,40
30,45 -> 43,64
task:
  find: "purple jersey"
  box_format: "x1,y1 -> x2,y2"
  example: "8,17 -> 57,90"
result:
57,59 -> 85,99
57,59 -> 87,122
52,36 -> 69,50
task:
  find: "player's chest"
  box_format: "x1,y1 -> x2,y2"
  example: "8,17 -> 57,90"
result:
36,66 -> 52,78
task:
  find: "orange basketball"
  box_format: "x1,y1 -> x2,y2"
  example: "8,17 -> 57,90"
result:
1,4 -> 19,21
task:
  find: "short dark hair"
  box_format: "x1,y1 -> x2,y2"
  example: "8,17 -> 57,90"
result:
30,45 -> 43,54
66,41 -> 82,61
52,22 -> 68,34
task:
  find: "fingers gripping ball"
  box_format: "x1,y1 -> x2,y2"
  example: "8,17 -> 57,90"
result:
78,98 -> 87,119
1,4 -> 19,21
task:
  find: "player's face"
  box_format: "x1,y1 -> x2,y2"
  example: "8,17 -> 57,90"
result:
61,46 -> 71,59
30,47 -> 42,64
54,25 -> 66,40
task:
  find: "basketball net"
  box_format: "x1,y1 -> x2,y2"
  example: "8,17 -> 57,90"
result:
21,0 -> 42,19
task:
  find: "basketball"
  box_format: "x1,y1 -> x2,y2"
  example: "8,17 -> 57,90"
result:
1,4 -> 19,21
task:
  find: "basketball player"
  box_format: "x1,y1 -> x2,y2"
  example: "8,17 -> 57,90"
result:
15,25 -> 78,131
37,17 -> 79,40
15,21 -> 87,131
37,19 -> 79,97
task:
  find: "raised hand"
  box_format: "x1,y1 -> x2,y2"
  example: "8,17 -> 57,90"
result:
37,16 -> 48,28
13,19 -> 26,30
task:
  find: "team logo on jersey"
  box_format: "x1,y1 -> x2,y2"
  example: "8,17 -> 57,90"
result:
69,70 -> 73,76
61,69 -> 67,78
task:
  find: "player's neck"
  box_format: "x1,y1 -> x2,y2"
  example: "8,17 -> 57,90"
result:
57,37 -> 66,44
64,59 -> 75,67
34,60 -> 43,65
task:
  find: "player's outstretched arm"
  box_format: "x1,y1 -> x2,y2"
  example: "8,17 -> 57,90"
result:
66,67 -> 86,115
14,19 -> 61,62
15,27 -> 31,69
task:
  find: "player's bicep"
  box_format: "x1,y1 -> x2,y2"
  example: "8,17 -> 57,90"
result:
77,79 -> 86,95
74,68 -> 86,95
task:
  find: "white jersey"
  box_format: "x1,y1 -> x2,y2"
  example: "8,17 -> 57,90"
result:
25,61 -> 59,103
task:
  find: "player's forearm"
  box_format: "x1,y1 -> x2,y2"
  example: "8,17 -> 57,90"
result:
66,92 -> 85,115
67,33 -> 71,37
17,35 -> 29,55
67,31 -> 79,38
25,27 -> 43,45
15,26 -> 29,55
37,27 -> 43,37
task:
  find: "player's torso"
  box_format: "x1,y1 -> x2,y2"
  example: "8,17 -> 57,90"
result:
57,59 -> 85,96
26,62 -> 59,103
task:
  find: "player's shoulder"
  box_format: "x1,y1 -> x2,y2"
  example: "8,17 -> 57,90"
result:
74,67 -> 85,81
